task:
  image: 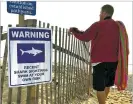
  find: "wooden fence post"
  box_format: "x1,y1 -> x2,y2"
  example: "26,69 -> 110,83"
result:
0,26 -> 3,104
24,19 -> 37,104
19,15 -> 25,27
15,14 -> 25,104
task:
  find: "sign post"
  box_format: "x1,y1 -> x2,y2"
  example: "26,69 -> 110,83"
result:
7,1 -> 36,26
6,1 -> 51,104
19,15 -> 25,27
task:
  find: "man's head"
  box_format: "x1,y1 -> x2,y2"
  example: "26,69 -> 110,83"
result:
100,4 -> 114,21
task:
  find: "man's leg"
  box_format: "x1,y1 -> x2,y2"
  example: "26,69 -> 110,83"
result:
105,87 -> 110,98
96,87 -> 110,104
104,62 -> 118,98
93,63 -> 107,104
97,91 -> 106,104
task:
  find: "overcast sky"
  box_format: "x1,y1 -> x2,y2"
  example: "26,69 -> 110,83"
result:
0,1 -> 133,73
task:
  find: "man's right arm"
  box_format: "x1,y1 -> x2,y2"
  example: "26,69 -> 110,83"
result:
70,22 -> 99,42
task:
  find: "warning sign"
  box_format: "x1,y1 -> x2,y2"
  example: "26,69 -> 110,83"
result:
8,27 -> 52,87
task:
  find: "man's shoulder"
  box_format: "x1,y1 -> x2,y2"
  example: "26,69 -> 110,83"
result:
91,21 -> 100,27
96,19 -> 119,26
93,21 -> 99,24
92,20 -> 109,25
91,19 -> 118,27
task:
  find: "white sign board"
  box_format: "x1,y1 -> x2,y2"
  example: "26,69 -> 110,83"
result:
8,27 -> 52,87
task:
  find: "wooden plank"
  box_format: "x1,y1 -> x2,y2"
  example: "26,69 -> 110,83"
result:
69,35 -> 75,99
7,88 -> 12,104
52,44 -> 89,63
0,25 -> 10,103
67,33 -> 74,102
77,41 -> 82,96
57,27 -> 62,104
50,25 -> 54,104
65,29 -> 71,103
0,26 -> 3,41
62,29 -> 68,104
45,23 -> 50,104
26,19 -> 37,104
75,39 -> 79,97
7,25 -> 13,104
16,23 -> 22,104
71,37 -> 76,98
0,26 -> 2,104
35,21 -> 42,104
84,43 -> 90,94
41,22 -> 45,104
80,42 -> 86,94
81,42 -> 87,93
60,28 -> 65,104
54,26 -> 58,104
1,33 -> 7,41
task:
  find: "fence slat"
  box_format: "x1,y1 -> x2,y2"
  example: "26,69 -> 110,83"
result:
78,41 -> 83,96
0,26 -> 3,37
50,25 -> 54,104
7,25 -> 13,104
80,42 -> 86,95
35,21 -> 42,104
60,28 -> 65,104
54,26 -> 58,104
84,43 -> 89,93
26,19 -> 37,104
40,22 -> 45,104
7,88 -> 12,104
0,26 -> 4,98
1,33 -> 7,40
26,86 -> 31,104
57,27 -> 62,104
0,26 -> 3,104
62,29 -> 68,104
1,28 -> 7,100
68,34 -> 74,102
45,23 -> 50,104
82,43 -> 87,93
82,42 -> 89,94
79,42 -> 83,95
65,29 -> 71,103
75,39 -> 79,97
16,22 -> 22,104
69,35 -> 75,99
72,38 -> 77,98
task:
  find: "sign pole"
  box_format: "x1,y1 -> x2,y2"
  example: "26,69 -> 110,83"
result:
18,16 -> 37,104
19,15 -> 25,27
26,20 -> 37,104
7,1 -> 38,104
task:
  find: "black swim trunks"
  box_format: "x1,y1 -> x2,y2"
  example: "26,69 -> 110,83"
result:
92,62 -> 118,91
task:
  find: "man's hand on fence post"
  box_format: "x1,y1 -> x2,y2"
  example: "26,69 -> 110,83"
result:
68,31 -> 72,36
69,27 -> 78,32
68,27 -> 78,36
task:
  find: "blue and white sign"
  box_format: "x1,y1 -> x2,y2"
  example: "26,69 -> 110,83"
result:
8,27 -> 52,87
7,1 -> 36,15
